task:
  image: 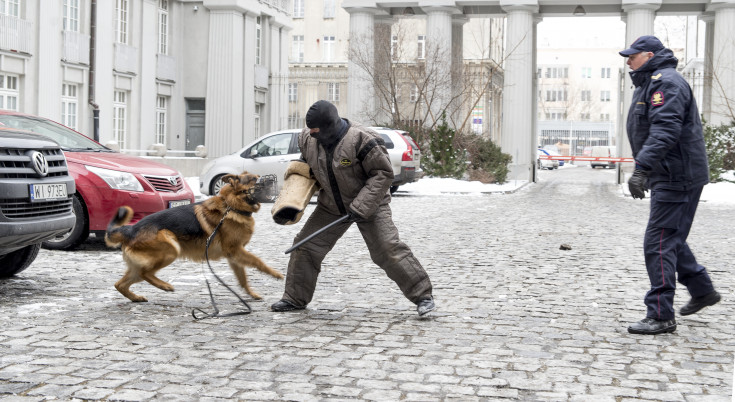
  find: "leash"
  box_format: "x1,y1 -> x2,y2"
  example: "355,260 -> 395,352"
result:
192,207 -> 253,320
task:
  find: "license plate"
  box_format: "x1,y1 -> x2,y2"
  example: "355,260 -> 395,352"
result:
30,183 -> 68,201
169,199 -> 191,208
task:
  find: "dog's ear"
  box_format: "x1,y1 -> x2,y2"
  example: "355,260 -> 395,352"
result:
221,174 -> 240,187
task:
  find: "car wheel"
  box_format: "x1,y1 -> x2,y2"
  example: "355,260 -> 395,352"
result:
211,175 -> 226,195
0,244 -> 41,278
42,196 -> 89,250
389,185 -> 399,194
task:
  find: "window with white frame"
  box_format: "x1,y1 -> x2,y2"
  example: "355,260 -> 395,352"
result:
417,35 -> 425,60
391,35 -> 398,60
255,16 -> 262,65
581,67 -> 592,78
254,104 -> 262,139
155,96 -> 167,144
581,90 -> 591,101
288,113 -> 301,129
545,112 -> 566,120
545,66 -> 568,79
61,83 -> 78,130
116,0 -> 129,44
580,113 -> 590,121
545,89 -> 567,102
158,0 -> 168,54
113,90 -> 128,149
328,83 -> 339,102
0,0 -> 19,17
288,83 -> 298,102
410,85 -> 418,102
601,67 -> 611,78
600,113 -> 610,121
292,35 -> 304,62
600,90 -> 611,102
323,36 -> 335,62
0,74 -> 19,111
324,0 -> 335,18
293,0 -> 304,18
63,0 -> 80,32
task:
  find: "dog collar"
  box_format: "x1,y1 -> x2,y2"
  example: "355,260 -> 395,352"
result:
230,208 -> 252,217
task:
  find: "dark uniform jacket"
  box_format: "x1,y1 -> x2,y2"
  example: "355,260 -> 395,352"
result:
626,48 -> 709,191
298,121 -> 394,219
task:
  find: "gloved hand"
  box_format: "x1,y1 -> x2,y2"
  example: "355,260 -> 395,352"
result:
628,169 -> 650,199
347,210 -> 362,223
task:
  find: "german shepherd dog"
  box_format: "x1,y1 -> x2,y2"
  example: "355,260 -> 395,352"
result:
105,172 -> 283,302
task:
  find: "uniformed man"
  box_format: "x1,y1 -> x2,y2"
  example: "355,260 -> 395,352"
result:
621,35 -> 720,335
270,100 -> 435,316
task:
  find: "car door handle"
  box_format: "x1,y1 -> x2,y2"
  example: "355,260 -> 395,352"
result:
278,159 -> 289,163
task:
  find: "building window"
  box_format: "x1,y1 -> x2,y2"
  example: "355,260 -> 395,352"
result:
255,16 -> 262,65
63,0 -> 80,32
601,67 -> 611,78
0,74 -> 19,111
328,83 -> 339,102
293,0 -> 304,18
410,85 -> 418,102
156,96 -> 167,144
324,0 -> 335,18
288,113 -> 301,129
417,35 -> 425,60
292,35 -> 304,62
600,90 -> 611,102
323,36 -> 335,62
545,89 -> 567,102
545,66 -> 568,79
61,83 -> 78,130
0,0 -> 19,17
113,90 -> 128,149
580,113 -> 590,121
288,83 -> 298,102
581,90 -> 591,102
254,104 -> 261,139
600,113 -> 610,121
158,0 -> 168,54
116,0 -> 129,44
581,67 -> 592,78
545,112 -> 565,120
391,35 -> 398,60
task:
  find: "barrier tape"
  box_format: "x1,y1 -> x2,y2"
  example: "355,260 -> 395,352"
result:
539,155 -> 634,162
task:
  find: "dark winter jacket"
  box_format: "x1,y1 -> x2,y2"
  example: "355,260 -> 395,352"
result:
298,120 -> 393,219
626,48 -> 709,191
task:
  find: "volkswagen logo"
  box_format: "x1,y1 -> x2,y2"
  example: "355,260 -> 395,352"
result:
29,151 -> 49,177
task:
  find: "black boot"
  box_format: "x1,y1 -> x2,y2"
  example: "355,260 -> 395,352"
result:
627,317 -> 677,335
271,299 -> 305,312
680,290 -> 721,316
417,297 -> 435,316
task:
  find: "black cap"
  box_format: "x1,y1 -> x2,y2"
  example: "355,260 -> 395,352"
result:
619,35 -> 664,57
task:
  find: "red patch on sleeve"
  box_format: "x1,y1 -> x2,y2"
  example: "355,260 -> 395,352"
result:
651,91 -> 664,106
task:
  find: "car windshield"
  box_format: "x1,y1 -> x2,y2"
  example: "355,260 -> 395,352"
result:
0,114 -> 110,152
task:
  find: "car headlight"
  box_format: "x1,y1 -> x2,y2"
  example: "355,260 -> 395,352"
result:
86,165 -> 144,192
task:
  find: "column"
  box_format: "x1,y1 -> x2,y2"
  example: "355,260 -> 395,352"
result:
619,1 -> 659,183
425,6 -> 454,124
373,15 -> 393,125
701,15 -> 714,122
451,16 -> 467,127
268,21 -> 290,131
37,0 -> 62,119
345,8 -> 378,123
205,10 -> 245,157
500,2 -> 538,182
706,1 -> 735,125
134,0 -> 157,151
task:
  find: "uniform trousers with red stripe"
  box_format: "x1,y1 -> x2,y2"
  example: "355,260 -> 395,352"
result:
643,186 -> 715,320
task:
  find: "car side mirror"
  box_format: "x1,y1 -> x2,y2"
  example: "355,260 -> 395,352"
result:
249,149 -> 260,158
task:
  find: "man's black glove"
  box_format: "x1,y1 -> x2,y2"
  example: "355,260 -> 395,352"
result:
628,169 -> 650,199
347,210 -> 362,223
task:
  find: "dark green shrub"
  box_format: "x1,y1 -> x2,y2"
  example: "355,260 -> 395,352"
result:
703,122 -> 735,182
463,134 -> 512,183
422,114 -> 467,179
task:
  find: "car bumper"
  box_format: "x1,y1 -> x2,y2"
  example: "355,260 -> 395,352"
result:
392,166 -> 421,186
0,214 -> 76,253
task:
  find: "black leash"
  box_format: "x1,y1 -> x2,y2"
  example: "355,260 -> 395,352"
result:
192,207 -> 253,320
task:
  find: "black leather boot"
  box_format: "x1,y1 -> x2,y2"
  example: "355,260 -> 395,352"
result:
270,299 -> 305,312
680,290 -> 721,316
627,317 -> 677,334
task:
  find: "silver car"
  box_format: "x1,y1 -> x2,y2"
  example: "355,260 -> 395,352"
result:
369,127 -> 423,193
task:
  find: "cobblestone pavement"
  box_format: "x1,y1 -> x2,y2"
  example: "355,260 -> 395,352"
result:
1,167 -> 733,401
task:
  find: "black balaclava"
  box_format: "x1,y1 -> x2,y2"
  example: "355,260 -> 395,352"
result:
305,100 -> 347,151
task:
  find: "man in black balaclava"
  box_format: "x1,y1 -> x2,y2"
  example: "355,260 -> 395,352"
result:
271,100 -> 435,316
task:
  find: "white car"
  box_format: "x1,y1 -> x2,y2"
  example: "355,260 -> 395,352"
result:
537,149 -> 559,170
199,129 -> 301,197
369,127 -> 423,193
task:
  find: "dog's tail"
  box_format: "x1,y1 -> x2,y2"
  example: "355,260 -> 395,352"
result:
105,206 -> 134,248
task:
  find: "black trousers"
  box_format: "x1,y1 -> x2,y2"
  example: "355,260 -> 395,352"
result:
643,186 -> 714,320
282,203 -> 433,307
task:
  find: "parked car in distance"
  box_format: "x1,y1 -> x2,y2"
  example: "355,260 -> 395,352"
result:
200,127 -> 423,198
0,130 -> 76,277
537,148 -> 559,170
369,127 -> 423,193
0,111 -> 195,250
542,147 -> 564,166
590,145 -> 617,169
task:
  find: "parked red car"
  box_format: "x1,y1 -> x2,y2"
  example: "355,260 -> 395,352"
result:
0,111 -> 195,250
